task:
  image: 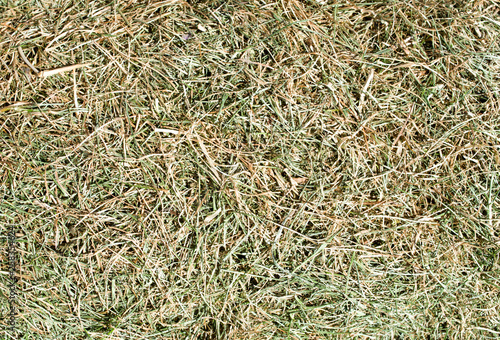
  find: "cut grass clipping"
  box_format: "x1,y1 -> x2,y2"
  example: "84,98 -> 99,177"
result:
1,0 -> 500,339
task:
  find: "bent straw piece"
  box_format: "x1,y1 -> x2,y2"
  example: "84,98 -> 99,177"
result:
17,46 -> 39,74
38,63 -> 92,78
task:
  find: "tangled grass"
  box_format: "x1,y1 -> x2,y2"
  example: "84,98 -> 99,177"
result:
1,0 -> 499,338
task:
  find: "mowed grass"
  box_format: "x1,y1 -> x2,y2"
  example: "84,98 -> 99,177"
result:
1,0 -> 499,338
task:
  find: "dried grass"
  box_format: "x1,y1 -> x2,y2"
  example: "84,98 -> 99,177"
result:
1,0 -> 499,338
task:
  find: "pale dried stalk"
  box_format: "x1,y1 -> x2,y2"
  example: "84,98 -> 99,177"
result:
358,69 -> 375,113
18,46 -> 91,78
38,63 -> 92,78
